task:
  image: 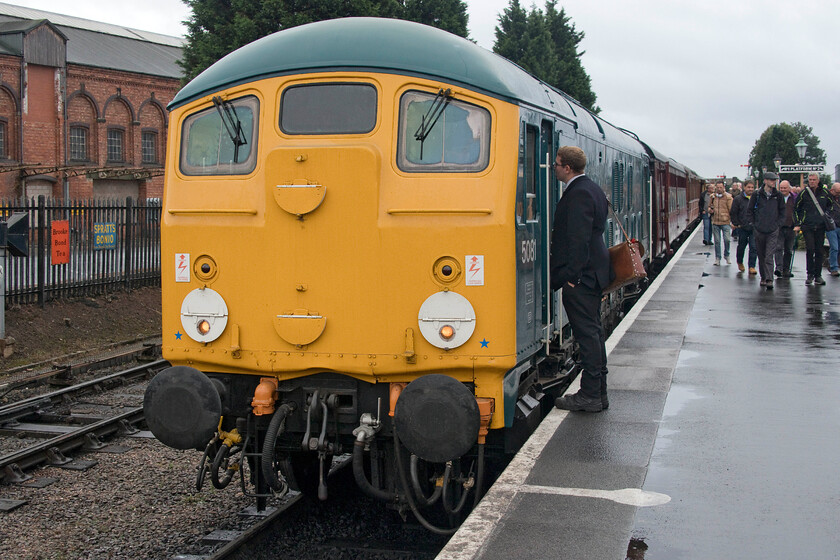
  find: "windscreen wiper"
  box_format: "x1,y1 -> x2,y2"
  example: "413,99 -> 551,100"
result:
414,88 -> 452,159
212,96 -> 247,163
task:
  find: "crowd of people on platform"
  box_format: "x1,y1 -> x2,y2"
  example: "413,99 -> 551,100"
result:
699,173 -> 840,289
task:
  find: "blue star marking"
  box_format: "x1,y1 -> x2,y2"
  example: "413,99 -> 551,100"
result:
175,331 -> 182,340
480,339 -> 489,348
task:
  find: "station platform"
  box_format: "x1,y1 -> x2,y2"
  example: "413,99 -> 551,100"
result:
437,228 -> 840,559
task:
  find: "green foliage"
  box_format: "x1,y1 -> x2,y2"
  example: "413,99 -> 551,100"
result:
179,0 -> 469,82
403,0 -> 469,38
493,0 -> 598,113
749,122 -> 826,185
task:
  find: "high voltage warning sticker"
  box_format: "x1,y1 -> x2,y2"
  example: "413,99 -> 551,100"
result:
176,253 -> 190,282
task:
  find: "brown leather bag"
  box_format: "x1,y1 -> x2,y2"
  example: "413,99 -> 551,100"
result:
603,206 -> 647,294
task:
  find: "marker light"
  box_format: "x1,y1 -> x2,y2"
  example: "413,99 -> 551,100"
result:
418,291 -> 476,350
180,287 -> 229,343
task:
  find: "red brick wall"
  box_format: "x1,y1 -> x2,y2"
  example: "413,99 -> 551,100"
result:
0,52 -> 180,200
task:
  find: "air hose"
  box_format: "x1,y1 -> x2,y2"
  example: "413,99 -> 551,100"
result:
393,430 -> 460,536
353,438 -> 397,502
261,403 -> 294,492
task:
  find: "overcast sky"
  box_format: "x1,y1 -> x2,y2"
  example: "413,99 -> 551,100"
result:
23,0 -> 840,180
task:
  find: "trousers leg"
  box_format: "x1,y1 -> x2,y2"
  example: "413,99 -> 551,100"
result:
736,230 -> 746,264
712,225 -> 722,258
803,229 -> 817,277
814,228 -> 826,277
774,228 -> 784,272
827,229 -> 839,271
755,232 -> 767,279
562,283 -> 604,399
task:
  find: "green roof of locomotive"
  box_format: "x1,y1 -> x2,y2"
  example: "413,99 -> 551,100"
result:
169,17 -> 576,121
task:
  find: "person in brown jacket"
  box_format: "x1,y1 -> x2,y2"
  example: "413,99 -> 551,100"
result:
710,181 -> 733,265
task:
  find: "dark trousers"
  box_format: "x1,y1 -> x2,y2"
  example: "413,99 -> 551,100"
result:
754,230 -> 778,281
562,283 -> 607,399
774,226 -> 796,274
735,228 -> 757,268
802,227 -> 826,278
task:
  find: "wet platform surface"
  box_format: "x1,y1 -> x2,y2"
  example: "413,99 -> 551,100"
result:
437,230 -> 840,559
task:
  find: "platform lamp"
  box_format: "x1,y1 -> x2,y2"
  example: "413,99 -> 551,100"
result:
795,138 -> 808,190
773,154 -> 782,187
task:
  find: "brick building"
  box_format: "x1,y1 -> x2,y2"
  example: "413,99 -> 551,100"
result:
0,3 -> 183,201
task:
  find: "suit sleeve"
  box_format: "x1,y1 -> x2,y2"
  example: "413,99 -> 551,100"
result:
730,198 -> 741,227
794,195 -> 803,226
551,188 -> 594,287
746,194 -> 756,225
777,195 -> 785,228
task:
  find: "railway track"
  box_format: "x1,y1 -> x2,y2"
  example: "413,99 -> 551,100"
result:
0,359 -> 167,485
0,338 -> 161,400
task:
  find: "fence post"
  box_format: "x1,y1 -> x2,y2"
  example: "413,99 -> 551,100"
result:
124,196 -> 133,292
37,195 -> 46,308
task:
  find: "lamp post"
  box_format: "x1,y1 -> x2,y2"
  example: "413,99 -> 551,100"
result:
773,154 -> 782,187
795,138 -> 808,190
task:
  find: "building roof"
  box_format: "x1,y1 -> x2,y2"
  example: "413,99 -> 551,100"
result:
0,2 -> 183,78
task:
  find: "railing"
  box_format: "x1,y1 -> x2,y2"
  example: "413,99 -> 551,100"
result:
1,196 -> 160,305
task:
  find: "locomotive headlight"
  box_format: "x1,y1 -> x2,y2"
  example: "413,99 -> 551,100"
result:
180,287 -> 229,343
418,291 -> 476,350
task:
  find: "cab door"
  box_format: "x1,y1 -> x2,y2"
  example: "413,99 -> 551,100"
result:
515,117 -> 555,360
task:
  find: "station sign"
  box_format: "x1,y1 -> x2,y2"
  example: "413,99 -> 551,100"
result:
779,164 -> 825,173
94,222 -> 117,250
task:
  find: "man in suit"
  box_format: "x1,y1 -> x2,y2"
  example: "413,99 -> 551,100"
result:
550,146 -> 611,413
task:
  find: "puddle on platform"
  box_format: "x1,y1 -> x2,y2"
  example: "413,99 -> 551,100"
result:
661,383 -> 703,418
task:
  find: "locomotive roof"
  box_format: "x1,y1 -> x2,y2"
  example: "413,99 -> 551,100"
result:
170,17 -> 576,118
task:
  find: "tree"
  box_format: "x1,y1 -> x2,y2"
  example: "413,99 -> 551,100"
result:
403,0 -> 469,38
493,0 -> 598,113
749,122 -> 827,185
179,0 -> 469,82
544,1 -> 598,113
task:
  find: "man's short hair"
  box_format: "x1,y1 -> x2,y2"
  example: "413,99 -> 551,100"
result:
808,172 -> 820,179
745,181 -> 754,187
556,146 -> 587,173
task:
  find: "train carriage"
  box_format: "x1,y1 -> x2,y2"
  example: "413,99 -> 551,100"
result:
143,17 -> 695,529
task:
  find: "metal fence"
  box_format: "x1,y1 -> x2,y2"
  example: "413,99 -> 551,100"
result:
1,196 -> 161,306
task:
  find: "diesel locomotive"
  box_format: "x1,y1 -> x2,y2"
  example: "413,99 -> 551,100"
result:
143,17 -> 700,531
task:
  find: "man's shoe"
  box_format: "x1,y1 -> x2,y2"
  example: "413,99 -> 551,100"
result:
806,276 -> 814,285
831,270 -> 840,277
713,259 -> 720,266
737,263 -> 745,272
774,270 -> 782,277
815,276 -> 826,285
748,267 -> 757,275
555,392 -> 603,413
725,257 -> 731,264
765,281 -> 774,290
784,271 -> 794,278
